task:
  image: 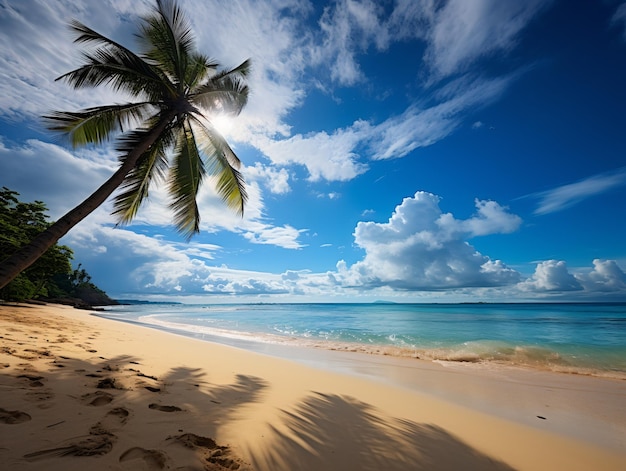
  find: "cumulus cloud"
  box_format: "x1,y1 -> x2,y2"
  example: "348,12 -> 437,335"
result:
335,191 -> 521,290
529,167 -> 626,215
445,199 -> 522,237
519,260 -> 582,292
60,198 -> 626,300
518,259 -> 626,296
64,220 -> 338,298
576,259 -> 626,292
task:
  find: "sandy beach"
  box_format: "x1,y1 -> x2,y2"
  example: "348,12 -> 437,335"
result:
1,303 -> 624,470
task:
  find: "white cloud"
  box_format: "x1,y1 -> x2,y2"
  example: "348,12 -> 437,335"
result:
371,74 -> 511,160
576,259 -> 626,292
254,73 -> 512,182
242,222 -> 306,249
0,0 -> 536,188
0,0 -> 149,122
316,0 -> 386,85
336,191 -> 521,290
456,199 -> 522,237
0,138 -> 117,219
519,260 -> 582,292
424,0 -> 550,80
0,0 -> 307,141
386,0 -> 433,42
517,259 -> 626,297
62,221 -> 300,296
530,167 -> 626,215
244,163 -> 291,194
59,203 -> 626,300
314,0 -> 549,84
187,0 -> 310,139
0,138 -> 306,251
255,123 -> 370,181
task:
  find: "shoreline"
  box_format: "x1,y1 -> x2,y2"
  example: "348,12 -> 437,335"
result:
1,303 -> 625,470
98,308 -> 626,451
98,307 -> 626,381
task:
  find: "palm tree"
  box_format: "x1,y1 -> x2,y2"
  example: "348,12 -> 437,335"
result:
0,0 -> 249,290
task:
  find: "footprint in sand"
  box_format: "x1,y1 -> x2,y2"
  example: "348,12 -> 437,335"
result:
81,391 -> 114,406
0,407 -> 32,424
148,403 -> 182,412
93,407 -> 130,431
87,408 -> 130,451
17,373 -> 45,387
170,433 -> 244,470
96,377 -> 124,390
24,389 -> 55,406
119,447 -> 168,469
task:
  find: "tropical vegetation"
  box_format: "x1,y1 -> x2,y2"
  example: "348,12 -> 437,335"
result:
0,187 -> 111,304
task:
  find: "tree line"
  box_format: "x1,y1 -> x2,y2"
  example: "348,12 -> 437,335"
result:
0,187 -> 113,305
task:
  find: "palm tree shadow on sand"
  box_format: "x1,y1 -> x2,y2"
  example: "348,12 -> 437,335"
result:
1,346 -> 267,470
249,392 -> 516,471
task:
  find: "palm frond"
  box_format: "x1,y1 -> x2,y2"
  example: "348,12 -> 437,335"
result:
189,116 -> 247,216
184,52 -> 215,89
191,64 -> 250,116
59,20 -> 172,99
168,119 -> 206,238
211,58 -> 252,81
139,0 -> 196,89
112,129 -> 172,224
43,102 -> 155,147
43,0 -> 250,240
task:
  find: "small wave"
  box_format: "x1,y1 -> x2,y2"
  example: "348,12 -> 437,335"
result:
108,315 -> 626,380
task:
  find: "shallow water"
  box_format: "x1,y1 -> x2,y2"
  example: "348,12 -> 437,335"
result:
99,302 -> 626,378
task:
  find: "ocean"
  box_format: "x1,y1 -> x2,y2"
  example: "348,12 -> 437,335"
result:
98,302 -> 626,379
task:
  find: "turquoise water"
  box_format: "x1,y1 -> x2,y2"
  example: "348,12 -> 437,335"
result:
100,303 -> 626,377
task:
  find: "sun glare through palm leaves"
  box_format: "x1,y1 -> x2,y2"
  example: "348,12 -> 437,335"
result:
210,114 -> 235,137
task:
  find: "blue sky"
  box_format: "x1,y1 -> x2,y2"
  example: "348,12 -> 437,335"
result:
1,0 -> 626,303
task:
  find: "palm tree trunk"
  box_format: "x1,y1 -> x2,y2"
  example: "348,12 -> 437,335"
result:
0,114 -> 175,291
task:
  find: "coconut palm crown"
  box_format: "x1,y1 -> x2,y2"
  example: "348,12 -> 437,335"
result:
0,0 -> 249,290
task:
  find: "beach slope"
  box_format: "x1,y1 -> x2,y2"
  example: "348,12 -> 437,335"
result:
0,303 -> 624,470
